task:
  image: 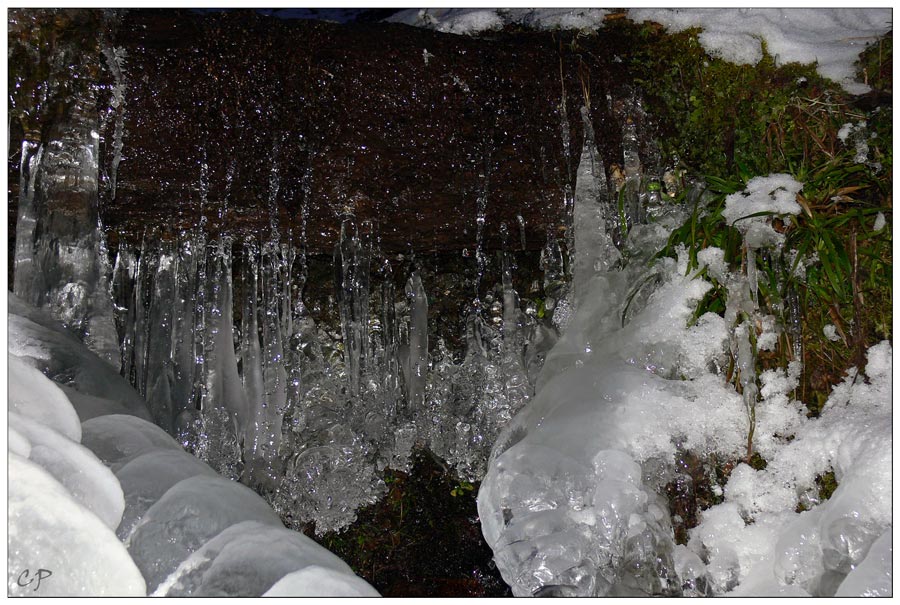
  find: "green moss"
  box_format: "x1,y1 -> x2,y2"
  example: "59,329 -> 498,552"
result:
604,19 -> 835,179
816,470 -> 839,501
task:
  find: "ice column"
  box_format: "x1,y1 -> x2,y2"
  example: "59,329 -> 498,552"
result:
13,96 -> 121,367
403,271 -> 428,415
572,105 -> 620,307
144,241 -> 177,433
334,219 -> 371,397
196,237 -> 246,479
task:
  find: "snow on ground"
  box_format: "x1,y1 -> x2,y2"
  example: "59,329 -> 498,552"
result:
7,298 -> 379,597
387,8 -> 892,94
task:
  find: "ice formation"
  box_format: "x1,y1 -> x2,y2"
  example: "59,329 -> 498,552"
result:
154,520 -> 377,597
125,475 -> 284,591
476,158 -> 892,596
8,298 -> 380,597
115,449 -> 219,541
8,353 -> 82,441
8,7 -> 891,598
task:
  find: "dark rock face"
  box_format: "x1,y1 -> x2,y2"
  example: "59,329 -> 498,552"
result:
102,9 -> 635,253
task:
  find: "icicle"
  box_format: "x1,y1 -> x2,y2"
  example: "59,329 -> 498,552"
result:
572,105 -> 619,307
252,240 -> 289,487
111,241 -> 137,378
241,240 -> 266,465
196,236 -> 246,480
144,241 -> 177,434
334,219 -> 370,397
101,45 -> 126,201
622,114 -> 643,229
379,258 -> 402,416
171,233 -> 198,424
132,235 -> 158,396
557,64 -> 576,280
404,270 -> 428,414
786,286 -> 803,362
500,228 -> 531,422
13,140 -> 45,305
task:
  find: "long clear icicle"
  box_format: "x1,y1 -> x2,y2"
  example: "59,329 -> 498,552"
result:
404,270 -> 428,415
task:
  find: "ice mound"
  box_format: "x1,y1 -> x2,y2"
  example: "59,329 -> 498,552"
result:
10,412 -> 125,530
8,454 -> 146,596
154,520 -> 378,597
125,475 -> 284,591
115,449 -> 219,541
478,250 -> 748,596
8,293 -> 151,421
8,353 -> 81,440
81,414 -> 183,472
264,565 -> 381,597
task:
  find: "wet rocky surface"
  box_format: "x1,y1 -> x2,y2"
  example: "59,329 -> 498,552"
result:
10,9 -> 662,258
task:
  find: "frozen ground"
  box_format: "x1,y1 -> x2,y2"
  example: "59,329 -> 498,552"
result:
388,8 -> 892,94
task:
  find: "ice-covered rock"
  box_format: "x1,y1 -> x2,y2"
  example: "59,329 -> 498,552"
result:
154,520 -> 379,597
8,353 -> 82,441
80,414 -> 183,472
835,528 -> 892,597
125,475 -> 284,591
10,412 -> 125,530
114,449 -> 219,541
9,426 -> 32,457
57,383 -> 135,421
8,293 -> 151,421
8,454 -> 146,596
264,566 -> 381,597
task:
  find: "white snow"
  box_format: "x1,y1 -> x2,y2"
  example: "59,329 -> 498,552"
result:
689,341 -> 892,595
8,453 -> 146,596
721,174 -> 803,250
387,8 -> 891,94
154,520 -> 378,597
125,475 -> 285,591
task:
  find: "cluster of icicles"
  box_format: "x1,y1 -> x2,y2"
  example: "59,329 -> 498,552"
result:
109,218 -> 542,533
